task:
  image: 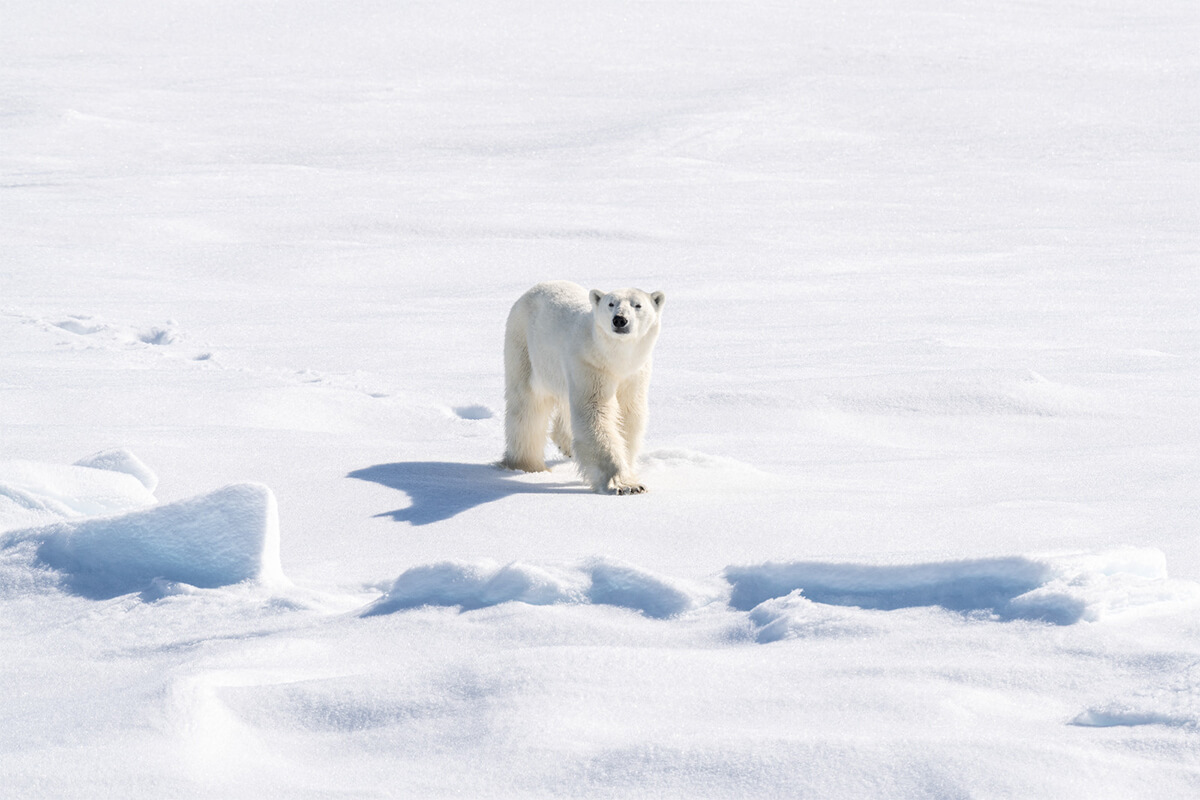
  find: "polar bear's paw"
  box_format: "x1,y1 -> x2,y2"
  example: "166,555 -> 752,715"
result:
499,457 -> 548,473
605,476 -> 647,495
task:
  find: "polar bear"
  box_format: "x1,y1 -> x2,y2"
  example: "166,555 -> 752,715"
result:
501,281 -> 665,495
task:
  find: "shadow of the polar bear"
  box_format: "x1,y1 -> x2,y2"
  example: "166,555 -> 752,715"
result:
348,462 -> 587,526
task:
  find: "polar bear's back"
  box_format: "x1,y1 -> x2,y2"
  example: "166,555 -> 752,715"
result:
519,281 -> 590,317
507,281 -> 592,396
511,282 -> 591,337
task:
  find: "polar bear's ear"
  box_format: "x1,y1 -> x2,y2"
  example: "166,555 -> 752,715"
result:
589,289 -> 604,307
651,291 -> 665,309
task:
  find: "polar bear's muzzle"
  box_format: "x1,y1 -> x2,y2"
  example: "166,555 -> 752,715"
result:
612,315 -> 630,333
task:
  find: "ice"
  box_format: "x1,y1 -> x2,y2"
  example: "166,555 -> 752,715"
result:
7,483 -> 285,598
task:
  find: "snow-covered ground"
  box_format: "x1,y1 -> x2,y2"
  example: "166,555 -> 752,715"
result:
3,0 -> 1199,796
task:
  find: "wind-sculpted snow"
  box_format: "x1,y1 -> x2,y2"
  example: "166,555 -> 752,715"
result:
0,457 -> 157,530
72,448 -> 159,492
5,483 -> 286,599
5,0 -> 1200,793
361,549 -> 1199,632
728,557 -> 1053,616
362,559 -> 707,619
728,549 -> 1200,637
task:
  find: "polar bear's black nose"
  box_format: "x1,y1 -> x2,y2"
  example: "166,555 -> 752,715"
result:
612,315 -> 628,329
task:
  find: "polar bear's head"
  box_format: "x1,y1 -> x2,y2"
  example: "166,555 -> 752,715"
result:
589,288 -> 665,340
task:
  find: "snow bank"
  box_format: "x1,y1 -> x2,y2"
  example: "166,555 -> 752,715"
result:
0,456 -> 157,530
362,558 -> 707,619
73,448 -> 158,492
9,483 -> 286,598
364,549 -> 1199,629
727,549 -> 1200,632
727,557 -> 1053,615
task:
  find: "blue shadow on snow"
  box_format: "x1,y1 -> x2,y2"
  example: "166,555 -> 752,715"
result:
725,557 -> 1086,625
347,461 -> 587,525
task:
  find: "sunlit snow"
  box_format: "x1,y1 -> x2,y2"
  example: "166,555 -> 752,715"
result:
3,0 -> 1199,797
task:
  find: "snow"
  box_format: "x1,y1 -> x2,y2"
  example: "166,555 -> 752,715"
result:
4,0 -> 1200,796
7,482 -> 285,599
730,548 -> 1200,631
0,456 -> 156,525
74,447 -> 159,491
363,557 -> 712,619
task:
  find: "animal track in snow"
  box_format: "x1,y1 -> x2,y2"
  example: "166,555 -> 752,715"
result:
39,312 -> 193,354
453,404 -> 494,420
53,315 -> 108,336
137,325 -> 182,346
1072,660 -> 1200,730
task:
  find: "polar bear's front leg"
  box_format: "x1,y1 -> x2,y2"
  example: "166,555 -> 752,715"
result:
569,377 -> 645,495
617,370 -> 650,467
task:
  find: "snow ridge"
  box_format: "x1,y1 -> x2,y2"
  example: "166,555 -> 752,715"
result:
727,549 -> 1200,630
15,483 -> 284,598
360,549 -> 1198,630
362,558 -> 706,619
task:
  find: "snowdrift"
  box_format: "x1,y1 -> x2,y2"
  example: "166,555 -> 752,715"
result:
728,549 -> 1200,638
2,453 -> 285,598
0,449 -> 157,528
361,549 -> 1199,632
24,483 -> 285,598
362,558 -> 707,619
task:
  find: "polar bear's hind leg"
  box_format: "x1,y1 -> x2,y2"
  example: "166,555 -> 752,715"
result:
502,315 -> 551,472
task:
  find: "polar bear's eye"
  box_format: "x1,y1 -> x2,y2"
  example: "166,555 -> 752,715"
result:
608,302 -> 615,308
634,304 -> 642,309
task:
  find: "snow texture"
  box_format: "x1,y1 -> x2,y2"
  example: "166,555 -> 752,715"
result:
3,0 -> 1200,796
0,458 -> 157,527
731,549 -> 1200,640
363,558 -> 705,619
74,447 -> 159,492
5,482 -> 285,598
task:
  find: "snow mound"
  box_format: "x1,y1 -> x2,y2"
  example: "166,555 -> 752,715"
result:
74,448 -> 159,492
9,483 -> 286,598
586,560 -> 700,619
748,591 -> 884,644
362,559 -> 707,619
727,549 -> 1200,628
0,457 -> 157,530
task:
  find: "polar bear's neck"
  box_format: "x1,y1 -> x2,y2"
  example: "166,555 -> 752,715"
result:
587,323 -> 659,378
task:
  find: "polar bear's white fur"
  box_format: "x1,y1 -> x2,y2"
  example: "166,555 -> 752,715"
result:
502,281 -> 665,495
